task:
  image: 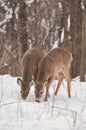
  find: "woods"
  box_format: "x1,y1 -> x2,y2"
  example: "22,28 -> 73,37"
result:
0,0 -> 86,81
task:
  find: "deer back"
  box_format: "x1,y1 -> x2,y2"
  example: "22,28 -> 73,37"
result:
37,47 -> 72,83
21,48 -> 45,83
47,47 -> 72,69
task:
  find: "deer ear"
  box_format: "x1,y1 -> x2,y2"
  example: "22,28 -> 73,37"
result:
32,75 -> 35,81
17,78 -> 23,86
29,80 -> 33,86
32,75 -> 36,82
43,80 -> 48,88
32,76 -> 37,86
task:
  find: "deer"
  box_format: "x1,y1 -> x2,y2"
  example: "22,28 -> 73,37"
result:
33,47 -> 73,102
17,48 -> 45,100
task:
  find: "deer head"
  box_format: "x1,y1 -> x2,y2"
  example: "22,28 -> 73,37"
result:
34,80 -> 47,102
17,78 -> 31,100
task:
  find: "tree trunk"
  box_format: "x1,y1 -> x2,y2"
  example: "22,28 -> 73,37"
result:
80,3 -> 86,81
18,0 -> 28,60
60,0 -> 82,78
33,0 -> 39,47
70,0 -> 82,78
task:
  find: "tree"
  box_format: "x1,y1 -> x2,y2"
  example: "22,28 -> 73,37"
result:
18,0 -> 28,60
59,0 -> 82,78
0,0 -> 85,78
80,1 -> 86,81
9,0 -> 18,76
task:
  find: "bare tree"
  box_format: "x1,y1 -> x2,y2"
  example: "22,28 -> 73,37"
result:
0,0 -> 85,79
59,0 -> 82,78
80,1 -> 86,81
18,0 -> 28,60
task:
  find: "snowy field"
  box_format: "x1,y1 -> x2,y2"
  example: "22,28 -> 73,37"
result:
0,75 -> 86,130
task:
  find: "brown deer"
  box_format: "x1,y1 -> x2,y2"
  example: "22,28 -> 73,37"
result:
33,47 -> 73,102
17,48 -> 45,100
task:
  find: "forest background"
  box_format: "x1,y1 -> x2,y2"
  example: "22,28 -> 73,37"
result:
0,0 -> 86,81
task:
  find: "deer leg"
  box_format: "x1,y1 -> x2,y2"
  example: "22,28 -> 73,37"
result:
67,74 -> 71,98
54,72 -> 64,96
45,87 -> 50,102
48,91 -> 50,98
63,69 -> 71,98
45,78 -> 53,101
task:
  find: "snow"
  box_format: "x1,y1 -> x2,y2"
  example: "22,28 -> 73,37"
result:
58,2 -> 62,10
25,0 -> 34,7
0,2 -> 12,32
52,40 -> 59,48
67,15 -> 70,31
61,28 -> 64,43
0,75 -> 86,130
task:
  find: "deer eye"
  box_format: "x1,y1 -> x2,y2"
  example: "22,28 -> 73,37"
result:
35,91 -> 37,94
40,91 -> 44,95
25,91 -> 28,94
20,91 -> 23,94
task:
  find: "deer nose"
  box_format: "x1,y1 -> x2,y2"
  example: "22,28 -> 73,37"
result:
22,97 -> 26,100
35,99 -> 40,103
22,96 -> 27,100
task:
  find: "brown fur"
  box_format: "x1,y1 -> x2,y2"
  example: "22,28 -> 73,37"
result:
34,47 -> 73,102
17,48 -> 45,100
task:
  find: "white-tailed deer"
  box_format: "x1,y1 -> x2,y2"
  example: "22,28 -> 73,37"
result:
34,47 -> 73,102
17,48 -> 45,100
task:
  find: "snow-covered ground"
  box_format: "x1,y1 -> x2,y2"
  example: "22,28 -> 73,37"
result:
0,75 -> 86,130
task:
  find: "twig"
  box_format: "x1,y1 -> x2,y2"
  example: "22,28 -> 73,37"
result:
50,104 -> 77,127
73,112 -> 77,127
0,100 -> 27,107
